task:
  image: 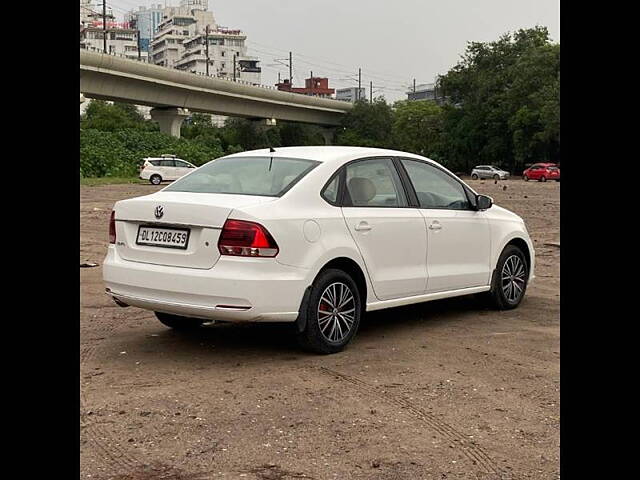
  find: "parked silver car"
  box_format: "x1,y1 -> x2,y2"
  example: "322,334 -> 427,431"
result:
471,165 -> 510,180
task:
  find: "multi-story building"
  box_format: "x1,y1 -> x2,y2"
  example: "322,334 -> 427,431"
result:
80,0 -> 95,27
150,5 -> 215,67
407,83 -> 436,101
336,87 -> 367,103
177,27 -> 261,84
125,4 -> 164,54
275,77 -> 335,98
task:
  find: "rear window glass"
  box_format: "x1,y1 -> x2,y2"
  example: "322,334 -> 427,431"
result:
164,156 -> 319,197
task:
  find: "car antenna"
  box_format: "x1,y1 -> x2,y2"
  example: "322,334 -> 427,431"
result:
269,147 -> 275,171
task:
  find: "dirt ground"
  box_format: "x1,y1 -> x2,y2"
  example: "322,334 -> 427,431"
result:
80,178 -> 559,480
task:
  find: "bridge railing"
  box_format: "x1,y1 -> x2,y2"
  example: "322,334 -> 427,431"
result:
80,45 -> 278,91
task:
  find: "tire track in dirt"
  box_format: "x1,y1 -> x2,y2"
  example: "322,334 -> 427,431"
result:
81,306 -> 153,475
315,366 -> 508,479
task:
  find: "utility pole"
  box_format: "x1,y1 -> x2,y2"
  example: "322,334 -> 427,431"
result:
289,51 -> 293,84
357,68 -> 362,101
205,25 -> 210,76
103,1 -> 107,53
370,81 -> 373,103
233,53 -> 237,81
137,29 -> 141,60
413,78 -> 416,93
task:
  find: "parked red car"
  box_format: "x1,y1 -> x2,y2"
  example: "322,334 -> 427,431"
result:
523,163 -> 560,182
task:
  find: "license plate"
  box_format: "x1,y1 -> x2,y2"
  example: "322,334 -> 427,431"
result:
136,226 -> 190,249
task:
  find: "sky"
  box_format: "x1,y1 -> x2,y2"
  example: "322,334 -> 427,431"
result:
108,0 -> 560,102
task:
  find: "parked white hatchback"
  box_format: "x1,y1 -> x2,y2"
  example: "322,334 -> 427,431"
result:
104,147 -> 534,354
139,155 -> 197,185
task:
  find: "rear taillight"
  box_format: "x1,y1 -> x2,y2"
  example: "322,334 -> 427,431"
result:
109,210 -> 116,244
218,219 -> 279,257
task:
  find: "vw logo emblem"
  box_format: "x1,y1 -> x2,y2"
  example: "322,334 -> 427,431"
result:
154,205 -> 164,219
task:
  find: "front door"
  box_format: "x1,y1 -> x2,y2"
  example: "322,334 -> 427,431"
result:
341,158 -> 427,301
399,158 -> 492,293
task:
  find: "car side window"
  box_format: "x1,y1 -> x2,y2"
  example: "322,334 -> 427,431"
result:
344,158 -> 407,207
174,160 -> 188,168
149,160 -> 161,167
321,174 -> 340,204
400,159 -> 471,210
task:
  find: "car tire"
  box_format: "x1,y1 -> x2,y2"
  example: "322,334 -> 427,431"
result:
471,174 -> 479,180
296,269 -> 362,354
155,312 -> 204,330
487,245 -> 529,310
523,175 -> 529,181
150,174 -> 162,185
540,176 -> 547,182
493,174 -> 500,180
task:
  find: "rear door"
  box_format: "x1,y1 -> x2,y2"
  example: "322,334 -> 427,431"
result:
398,158 -> 491,293
340,158 -> 427,301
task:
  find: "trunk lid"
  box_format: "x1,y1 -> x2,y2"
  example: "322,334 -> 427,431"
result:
114,191 -> 277,269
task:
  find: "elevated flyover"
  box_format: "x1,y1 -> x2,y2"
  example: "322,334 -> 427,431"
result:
80,50 -> 352,138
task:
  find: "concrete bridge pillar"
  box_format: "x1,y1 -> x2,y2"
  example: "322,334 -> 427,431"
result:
150,107 -> 190,138
320,127 -> 336,145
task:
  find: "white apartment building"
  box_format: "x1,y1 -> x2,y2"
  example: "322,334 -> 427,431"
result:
336,87 -> 367,103
150,6 -> 215,67
149,3 -> 261,85
177,28 -> 261,85
80,1 -> 145,61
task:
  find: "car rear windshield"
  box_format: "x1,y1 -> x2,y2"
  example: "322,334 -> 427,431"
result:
164,156 -> 319,197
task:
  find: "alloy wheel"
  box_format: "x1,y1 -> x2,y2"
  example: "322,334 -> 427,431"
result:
317,282 -> 356,343
501,255 -> 527,303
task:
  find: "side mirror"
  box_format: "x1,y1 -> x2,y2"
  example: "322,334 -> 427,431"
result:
476,194 -> 493,210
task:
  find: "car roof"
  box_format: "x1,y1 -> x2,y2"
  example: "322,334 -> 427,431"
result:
223,146 -> 429,165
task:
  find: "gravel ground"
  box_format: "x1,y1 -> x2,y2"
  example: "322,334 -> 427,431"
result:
80,178 -> 559,480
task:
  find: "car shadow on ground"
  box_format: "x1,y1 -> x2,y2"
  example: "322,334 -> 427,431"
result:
114,295 -> 493,364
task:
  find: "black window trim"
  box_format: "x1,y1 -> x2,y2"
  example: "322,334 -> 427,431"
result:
321,156 -> 413,209
394,156 -> 479,212
320,155 -> 480,211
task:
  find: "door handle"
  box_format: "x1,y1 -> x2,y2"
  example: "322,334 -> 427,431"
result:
354,221 -> 372,232
428,222 -> 442,231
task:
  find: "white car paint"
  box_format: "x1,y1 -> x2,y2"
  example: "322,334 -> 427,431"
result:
139,157 -> 197,184
104,146 -> 534,324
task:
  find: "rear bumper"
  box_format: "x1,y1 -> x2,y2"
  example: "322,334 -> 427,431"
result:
102,246 -> 310,322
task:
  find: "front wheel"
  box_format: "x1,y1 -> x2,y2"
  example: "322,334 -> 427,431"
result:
493,174 -> 500,180
150,174 -> 162,185
296,269 -> 362,354
471,174 -> 479,180
487,245 -> 529,310
155,312 -> 204,330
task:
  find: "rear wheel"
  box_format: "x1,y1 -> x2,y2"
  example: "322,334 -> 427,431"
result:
487,245 -> 529,310
150,174 -> 162,185
540,176 -> 547,182
155,312 -> 204,330
471,174 -> 479,180
523,175 -> 529,181
296,269 -> 362,354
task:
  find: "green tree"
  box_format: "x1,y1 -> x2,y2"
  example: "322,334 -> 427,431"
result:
438,26 -> 560,172
81,100 -> 156,132
336,99 -> 395,148
392,100 -> 444,160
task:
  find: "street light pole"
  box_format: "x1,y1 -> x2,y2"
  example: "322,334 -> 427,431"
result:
205,24 -> 210,76
103,1 -> 107,53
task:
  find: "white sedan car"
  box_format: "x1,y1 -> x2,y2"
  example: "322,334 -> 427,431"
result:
104,147 -> 534,354
139,156 -> 197,185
